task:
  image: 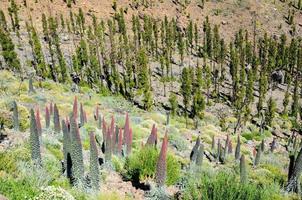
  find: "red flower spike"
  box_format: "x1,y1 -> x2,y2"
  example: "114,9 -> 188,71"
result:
118,128 -> 123,155
155,132 -> 168,186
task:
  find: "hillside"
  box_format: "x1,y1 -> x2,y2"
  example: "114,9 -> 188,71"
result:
0,0 -> 302,199
0,70 -> 296,199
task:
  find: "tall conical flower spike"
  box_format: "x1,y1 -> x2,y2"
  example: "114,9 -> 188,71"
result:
45,106 -> 50,129
146,124 -> 158,147
155,132 -> 168,186
118,128 -> 123,156
36,107 -> 42,136
73,96 -> 78,121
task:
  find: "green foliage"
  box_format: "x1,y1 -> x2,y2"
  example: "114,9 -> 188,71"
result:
182,171 -> 282,200
181,67 -> 192,126
112,156 -> 123,173
0,177 -> 40,200
125,146 -> 180,186
0,27 -> 21,72
0,147 -> 30,175
33,186 -> 75,200
261,163 -> 287,187
242,130 -> 271,141
169,93 -> 178,117
46,143 -> 63,160
265,97 -> 277,127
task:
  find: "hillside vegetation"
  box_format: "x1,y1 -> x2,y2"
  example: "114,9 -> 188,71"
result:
0,0 -> 302,199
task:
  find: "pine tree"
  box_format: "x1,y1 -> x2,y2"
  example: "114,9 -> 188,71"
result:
257,68 -> 268,115
291,77 -> 300,119
0,27 -> 21,72
218,39 -> 226,95
265,97 -> 277,127
42,13 -> 49,41
32,26 -> 47,78
137,48 -> 152,110
0,10 -> 7,31
204,64 -> 212,104
8,0 -> 20,35
177,31 -> 185,66
89,132 -> 100,190
12,101 -> 19,131
168,93 -> 177,117
77,8 -> 85,36
186,20 -> 193,53
30,109 -> 42,166
192,89 -> 206,122
60,14 -> 65,31
181,68 -> 192,127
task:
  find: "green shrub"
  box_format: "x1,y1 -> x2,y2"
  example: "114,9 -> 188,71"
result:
260,164 -> 287,185
112,156 -> 123,173
125,146 -> 180,185
46,143 -> 64,160
0,147 -> 30,175
33,186 -> 75,200
182,171 -> 282,200
242,130 -> 271,141
0,177 -> 40,200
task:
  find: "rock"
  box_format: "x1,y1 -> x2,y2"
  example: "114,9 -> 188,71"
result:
246,140 -> 254,145
221,20 -> 228,25
71,83 -> 79,93
62,34 -> 69,42
0,194 -> 8,200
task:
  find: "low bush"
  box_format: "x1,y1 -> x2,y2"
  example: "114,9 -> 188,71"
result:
33,186 -> 75,200
125,146 -> 181,186
0,147 -> 30,175
182,171 -> 283,200
0,177 -> 40,200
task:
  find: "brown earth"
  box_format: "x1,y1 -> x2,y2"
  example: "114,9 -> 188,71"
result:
0,0 -> 301,41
